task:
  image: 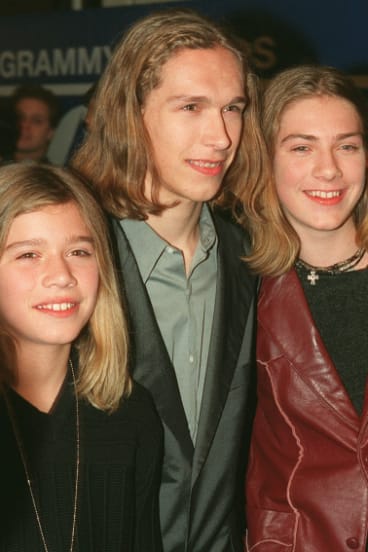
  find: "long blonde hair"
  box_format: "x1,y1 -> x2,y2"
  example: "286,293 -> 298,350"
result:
72,8 -> 267,220
0,163 -> 130,411
242,65 -> 368,276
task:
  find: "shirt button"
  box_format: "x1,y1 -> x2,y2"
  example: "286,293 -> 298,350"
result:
166,246 -> 174,254
189,355 -> 194,363
346,537 -> 359,549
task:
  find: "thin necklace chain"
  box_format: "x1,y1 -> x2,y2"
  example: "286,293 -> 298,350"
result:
4,359 -> 80,552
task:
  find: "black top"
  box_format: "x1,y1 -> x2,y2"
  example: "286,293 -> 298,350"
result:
0,372 -> 163,552
295,265 -> 368,415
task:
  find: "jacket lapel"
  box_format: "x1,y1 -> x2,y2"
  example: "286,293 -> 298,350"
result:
259,269 -> 359,429
112,219 -> 194,460
191,216 -> 256,485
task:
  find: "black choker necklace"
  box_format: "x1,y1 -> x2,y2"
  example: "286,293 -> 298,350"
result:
295,247 -> 366,286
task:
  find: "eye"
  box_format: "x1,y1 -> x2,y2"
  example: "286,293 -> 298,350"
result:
223,104 -> 244,114
291,145 -> 310,153
33,117 -> 47,124
340,143 -> 360,152
69,249 -> 93,257
16,251 -> 38,260
182,104 -> 198,112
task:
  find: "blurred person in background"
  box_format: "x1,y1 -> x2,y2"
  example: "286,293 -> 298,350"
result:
47,83 -> 97,166
11,84 -> 60,163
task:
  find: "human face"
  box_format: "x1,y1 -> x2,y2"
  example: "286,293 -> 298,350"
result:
15,98 -> 54,160
142,46 -> 246,208
0,202 -> 99,356
273,95 -> 367,243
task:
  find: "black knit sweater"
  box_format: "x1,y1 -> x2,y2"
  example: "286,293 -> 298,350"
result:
296,265 -> 368,415
0,372 -> 163,552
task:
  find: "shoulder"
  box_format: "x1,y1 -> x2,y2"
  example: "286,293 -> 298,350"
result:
107,216 -> 131,269
126,381 -> 158,411
211,208 -> 255,288
81,382 -> 163,451
260,270 -> 299,298
212,207 -> 251,255
109,215 -> 125,243
82,381 -> 160,429
120,382 -> 163,438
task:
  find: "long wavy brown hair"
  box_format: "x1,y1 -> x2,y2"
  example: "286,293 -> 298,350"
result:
72,8 -> 268,220
241,65 -> 368,276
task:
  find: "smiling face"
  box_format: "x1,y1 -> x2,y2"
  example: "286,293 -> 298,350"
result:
0,202 -> 99,357
142,46 -> 246,208
273,94 -> 367,244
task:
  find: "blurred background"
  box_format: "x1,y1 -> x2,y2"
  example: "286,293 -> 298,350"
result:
1,0 -> 367,164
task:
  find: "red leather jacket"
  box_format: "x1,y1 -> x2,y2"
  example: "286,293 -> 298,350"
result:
246,269 -> 368,552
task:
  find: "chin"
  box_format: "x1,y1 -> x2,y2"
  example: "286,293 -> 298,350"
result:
195,187 -> 223,203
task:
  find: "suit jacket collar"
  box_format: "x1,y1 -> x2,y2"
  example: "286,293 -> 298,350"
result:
191,214 -> 256,484
113,218 -> 194,460
259,269 -> 360,429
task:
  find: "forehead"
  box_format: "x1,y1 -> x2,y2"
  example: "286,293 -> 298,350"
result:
277,94 -> 362,135
155,46 -> 244,95
16,98 -> 50,119
273,95 -> 363,143
7,202 -> 88,237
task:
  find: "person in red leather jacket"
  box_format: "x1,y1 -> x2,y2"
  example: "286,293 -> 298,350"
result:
242,65 -> 368,551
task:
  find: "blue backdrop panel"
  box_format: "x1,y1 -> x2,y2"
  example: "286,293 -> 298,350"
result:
0,0 -> 366,163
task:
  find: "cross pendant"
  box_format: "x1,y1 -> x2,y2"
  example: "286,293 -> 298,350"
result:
307,270 -> 319,285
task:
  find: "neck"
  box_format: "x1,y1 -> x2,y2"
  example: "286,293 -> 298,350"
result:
298,223 -> 359,267
13,345 -> 71,412
146,201 -> 203,274
14,149 -> 46,163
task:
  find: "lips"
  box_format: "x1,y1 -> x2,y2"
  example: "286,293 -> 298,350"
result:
303,189 -> 345,206
187,159 -> 224,176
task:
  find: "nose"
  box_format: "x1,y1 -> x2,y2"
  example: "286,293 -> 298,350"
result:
42,256 -> 77,288
313,148 -> 342,181
17,118 -> 30,138
203,111 -> 231,150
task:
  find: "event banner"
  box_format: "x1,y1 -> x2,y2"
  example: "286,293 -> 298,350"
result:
0,0 -> 367,162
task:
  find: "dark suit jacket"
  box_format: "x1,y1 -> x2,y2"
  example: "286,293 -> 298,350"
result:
111,210 -> 257,552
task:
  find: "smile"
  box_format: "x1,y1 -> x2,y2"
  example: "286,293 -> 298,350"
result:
36,302 -> 76,312
306,190 -> 341,199
188,160 -> 223,168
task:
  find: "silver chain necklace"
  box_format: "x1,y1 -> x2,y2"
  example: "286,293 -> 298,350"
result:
295,247 -> 366,286
4,359 -> 80,552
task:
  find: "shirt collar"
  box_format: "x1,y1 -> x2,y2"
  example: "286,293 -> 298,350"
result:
120,204 -> 217,283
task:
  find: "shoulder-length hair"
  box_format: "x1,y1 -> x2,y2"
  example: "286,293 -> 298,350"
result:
242,65 -> 368,276
72,8 -> 267,220
0,163 -> 130,411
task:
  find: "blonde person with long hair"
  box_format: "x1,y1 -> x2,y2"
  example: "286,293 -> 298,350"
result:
244,65 -> 368,551
0,163 -> 162,551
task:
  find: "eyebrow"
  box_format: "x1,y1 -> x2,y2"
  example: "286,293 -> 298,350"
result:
168,94 -> 247,105
5,236 -> 94,251
280,131 -> 363,144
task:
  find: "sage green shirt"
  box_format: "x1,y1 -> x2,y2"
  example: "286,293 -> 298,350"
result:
120,205 -> 217,443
